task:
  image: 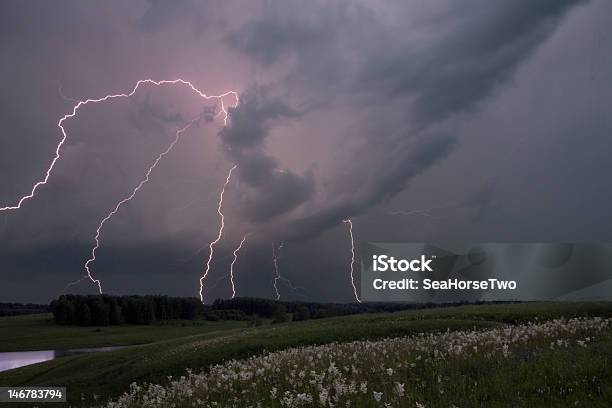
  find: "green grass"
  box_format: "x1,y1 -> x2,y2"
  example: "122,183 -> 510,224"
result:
391,300 -> 612,323
355,326 -> 612,407
113,323 -> 612,407
1,302 -> 611,407
0,314 -> 247,352
437,336 -> 612,407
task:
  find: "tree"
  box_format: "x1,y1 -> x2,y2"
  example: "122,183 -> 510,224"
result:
272,304 -> 288,324
293,306 -> 311,321
53,298 -> 76,324
77,304 -> 91,326
109,300 -> 122,325
181,298 -> 200,320
90,299 -> 110,326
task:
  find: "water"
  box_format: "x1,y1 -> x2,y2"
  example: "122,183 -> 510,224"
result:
0,346 -> 124,373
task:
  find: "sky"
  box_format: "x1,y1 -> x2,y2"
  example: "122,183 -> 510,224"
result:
1,0 -> 611,303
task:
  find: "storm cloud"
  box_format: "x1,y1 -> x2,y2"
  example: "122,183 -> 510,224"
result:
1,0 -> 610,302
223,0 -> 590,239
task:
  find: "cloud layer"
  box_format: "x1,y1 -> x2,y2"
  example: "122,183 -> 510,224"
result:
1,0 -> 611,302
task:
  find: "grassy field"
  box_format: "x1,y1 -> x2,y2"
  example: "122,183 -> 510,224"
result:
109,318 -> 612,407
0,314 -> 247,352
1,302 -> 611,407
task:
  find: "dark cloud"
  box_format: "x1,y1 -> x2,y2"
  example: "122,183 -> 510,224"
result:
219,88 -> 313,222
226,0 -> 378,94
139,0 -> 192,33
225,0 -> 586,239
1,0 -> 609,302
138,0 -> 214,34
240,168 -> 314,222
288,131 -> 457,239
368,0 -> 589,125
226,1 -> 351,66
220,88 -> 298,151
226,0 -> 586,125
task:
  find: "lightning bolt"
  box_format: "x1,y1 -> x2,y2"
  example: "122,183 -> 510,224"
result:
277,276 -> 309,299
343,219 -> 362,303
5,77 -> 366,304
270,242 -> 307,300
199,164 -> 237,303
229,234 -> 248,299
272,242 -> 283,300
63,117 -> 202,294
1,78 -> 238,213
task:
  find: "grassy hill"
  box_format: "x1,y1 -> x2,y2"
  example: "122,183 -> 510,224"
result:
1,302 -> 611,406
0,313 -> 246,352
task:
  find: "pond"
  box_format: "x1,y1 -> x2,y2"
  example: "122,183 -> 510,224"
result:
0,346 -> 124,373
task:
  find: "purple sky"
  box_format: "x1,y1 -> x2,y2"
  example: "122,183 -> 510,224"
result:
1,0 -> 611,302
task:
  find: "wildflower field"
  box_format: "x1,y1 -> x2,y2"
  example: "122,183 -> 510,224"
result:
107,317 -> 612,407
1,302 -> 611,407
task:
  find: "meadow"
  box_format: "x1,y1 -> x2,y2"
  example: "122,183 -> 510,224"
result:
108,317 -> 612,407
1,301 -> 611,407
0,313 -> 246,352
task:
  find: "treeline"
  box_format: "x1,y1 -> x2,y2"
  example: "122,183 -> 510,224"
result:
0,302 -> 48,317
48,295 -> 522,326
212,297 -> 520,322
212,297 -> 361,321
50,295 -> 203,326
